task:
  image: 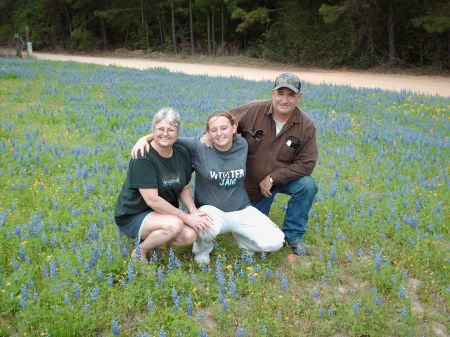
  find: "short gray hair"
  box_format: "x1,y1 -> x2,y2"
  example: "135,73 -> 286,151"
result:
152,107 -> 181,131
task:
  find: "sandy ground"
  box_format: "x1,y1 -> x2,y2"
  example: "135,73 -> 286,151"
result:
34,52 -> 450,97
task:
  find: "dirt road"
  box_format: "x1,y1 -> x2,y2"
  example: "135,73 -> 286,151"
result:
34,52 -> 449,97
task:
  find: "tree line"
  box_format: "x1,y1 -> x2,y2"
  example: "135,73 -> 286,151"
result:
1,0 -> 449,69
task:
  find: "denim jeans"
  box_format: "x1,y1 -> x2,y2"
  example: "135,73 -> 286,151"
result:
252,175 -> 317,245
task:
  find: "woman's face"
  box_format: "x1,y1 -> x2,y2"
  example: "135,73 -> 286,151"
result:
153,119 -> 179,149
207,116 -> 237,151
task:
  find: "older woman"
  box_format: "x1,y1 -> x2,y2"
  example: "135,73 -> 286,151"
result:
114,107 -> 212,262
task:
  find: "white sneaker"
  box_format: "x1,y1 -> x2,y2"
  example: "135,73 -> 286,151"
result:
194,254 -> 210,265
242,249 -> 255,257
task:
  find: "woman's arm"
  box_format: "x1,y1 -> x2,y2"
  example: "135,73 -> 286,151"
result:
139,186 -> 212,232
178,185 -> 213,232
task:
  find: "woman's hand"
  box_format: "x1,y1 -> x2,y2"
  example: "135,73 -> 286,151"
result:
183,211 -> 213,233
131,135 -> 152,158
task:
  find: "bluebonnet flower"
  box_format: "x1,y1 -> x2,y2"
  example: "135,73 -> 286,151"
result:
90,285 -> 100,302
329,308 -> 336,316
168,247 -> 181,271
197,313 -> 205,323
400,307 -> 408,317
353,301 -> 360,313
261,326 -> 268,334
281,274 -> 289,292
107,246 -> 114,263
236,325 -> 245,336
326,261 -> 332,272
374,255 -> 383,272
156,268 -> 164,286
146,296 -> 153,312
64,293 -> 71,304
82,301 -> 90,311
318,307 -> 325,317
399,286 -> 406,299
112,320 -> 120,336
219,293 -> 229,311
49,259 -> 57,278
345,251 -> 353,262
249,270 -> 256,284
19,297 -> 27,309
312,287 -> 319,298
172,287 -> 180,311
198,327 -> 208,337
32,290 -> 39,302
158,327 -> 167,337
375,295 -> 382,307
127,261 -> 135,282
73,283 -> 81,300
390,276 -> 397,285
227,271 -> 237,297
264,268 -> 271,280
185,295 -> 193,316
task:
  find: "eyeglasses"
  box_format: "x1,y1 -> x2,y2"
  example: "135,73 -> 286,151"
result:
155,127 -> 178,134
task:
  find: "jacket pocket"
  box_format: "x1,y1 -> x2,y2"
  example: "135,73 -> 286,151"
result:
245,129 -> 264,153
278,144 -> 297,162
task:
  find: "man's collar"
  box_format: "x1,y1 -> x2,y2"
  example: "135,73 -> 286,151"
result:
268,104 -> 301,123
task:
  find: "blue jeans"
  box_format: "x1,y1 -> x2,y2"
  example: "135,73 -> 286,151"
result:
252,175 -> 317,245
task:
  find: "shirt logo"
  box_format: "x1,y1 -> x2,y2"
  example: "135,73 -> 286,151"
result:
162,173 -> 181,187
210,169 -> 244,187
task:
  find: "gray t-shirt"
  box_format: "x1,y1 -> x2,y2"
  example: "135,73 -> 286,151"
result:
178,136 -> 251,212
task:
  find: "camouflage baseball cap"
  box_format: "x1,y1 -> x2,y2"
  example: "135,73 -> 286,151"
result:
273,73 -> 301,93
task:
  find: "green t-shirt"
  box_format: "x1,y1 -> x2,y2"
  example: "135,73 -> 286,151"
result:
114,143 -> 193,226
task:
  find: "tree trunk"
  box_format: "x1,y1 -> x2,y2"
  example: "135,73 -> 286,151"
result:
140,0 -> 150,52
207,11 -> 211,55
171,0 -> 177,53
387,0 -> 396,64
211,8 -> 215,54
100,17 -> 108,50
221,3 -> 224,44
189,0 -> 194,54
157,4 -> 164,50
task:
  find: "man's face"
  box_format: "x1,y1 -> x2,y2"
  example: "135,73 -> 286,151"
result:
271,88 -> 302,116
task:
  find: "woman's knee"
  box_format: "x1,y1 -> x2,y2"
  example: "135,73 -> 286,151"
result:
163,215 -> 184,235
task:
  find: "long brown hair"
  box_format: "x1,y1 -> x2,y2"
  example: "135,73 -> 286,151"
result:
205,110 -> 238,140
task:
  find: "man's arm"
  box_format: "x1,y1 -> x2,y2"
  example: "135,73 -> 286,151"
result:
131,134 -> 152,158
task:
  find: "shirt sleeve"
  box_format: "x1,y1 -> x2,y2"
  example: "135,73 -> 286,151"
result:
127,158 -> 158,189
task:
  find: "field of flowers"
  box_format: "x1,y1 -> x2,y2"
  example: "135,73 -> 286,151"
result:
0,59 -> 448,337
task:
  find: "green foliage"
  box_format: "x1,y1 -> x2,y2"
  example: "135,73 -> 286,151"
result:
411,15 -> 450,33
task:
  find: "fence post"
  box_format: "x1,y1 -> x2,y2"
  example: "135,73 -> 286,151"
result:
25,27 -> 33,57
14,33 -> 21,57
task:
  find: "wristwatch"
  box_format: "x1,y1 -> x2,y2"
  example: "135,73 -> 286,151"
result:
269,176 -> 274,183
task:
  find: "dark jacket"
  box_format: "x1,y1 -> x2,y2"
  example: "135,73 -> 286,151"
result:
230,99 -> 318,203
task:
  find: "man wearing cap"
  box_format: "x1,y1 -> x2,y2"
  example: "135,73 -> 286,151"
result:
229,73 -> 318,255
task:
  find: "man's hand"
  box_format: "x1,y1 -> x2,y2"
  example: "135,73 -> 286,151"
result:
199,134 -> 213,148
184,212 -> 213,233
259,175 -> 273,197
131,135 -> 152,158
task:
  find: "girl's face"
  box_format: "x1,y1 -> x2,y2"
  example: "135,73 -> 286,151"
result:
153,119 -> 179,149
207,116 -> 237,151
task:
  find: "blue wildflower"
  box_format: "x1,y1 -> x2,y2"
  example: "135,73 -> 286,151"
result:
111,320 -> 120,336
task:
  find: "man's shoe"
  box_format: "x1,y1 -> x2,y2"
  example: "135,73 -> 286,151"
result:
194,253 -> 210,265
290,241 -> 312,256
